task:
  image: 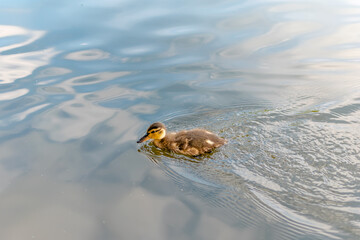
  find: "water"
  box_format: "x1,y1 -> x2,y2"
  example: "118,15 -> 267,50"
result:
0,0 -> 359,239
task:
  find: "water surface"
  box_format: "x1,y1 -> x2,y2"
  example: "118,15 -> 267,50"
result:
0,0 -> 359,239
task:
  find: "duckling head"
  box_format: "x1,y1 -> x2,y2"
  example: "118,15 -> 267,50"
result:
137,122 -> 166,143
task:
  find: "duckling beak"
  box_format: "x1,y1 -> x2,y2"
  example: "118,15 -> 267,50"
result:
137,133 -> 150,143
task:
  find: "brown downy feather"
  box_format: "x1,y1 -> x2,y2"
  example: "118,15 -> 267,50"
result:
155,129 -> 226,156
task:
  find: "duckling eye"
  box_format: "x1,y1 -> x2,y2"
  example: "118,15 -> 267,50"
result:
149,128 -> 161,134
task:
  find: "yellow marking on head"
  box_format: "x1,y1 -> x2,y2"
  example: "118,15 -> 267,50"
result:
206,139 -> 214,145
147,128 -> 166,140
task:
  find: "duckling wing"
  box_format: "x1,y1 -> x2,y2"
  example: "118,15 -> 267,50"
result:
175,129 -> 226,155
175,135 -> 205,156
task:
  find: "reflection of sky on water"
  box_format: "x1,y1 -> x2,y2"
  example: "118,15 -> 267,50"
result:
65,49 -> 110,61
0,89 -> 28,101
0,25 -> 56,84
0,0 -> 360,239
33,69 -> 150,142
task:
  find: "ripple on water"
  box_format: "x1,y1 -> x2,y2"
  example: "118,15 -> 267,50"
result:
0,25 -> 57,84
0,88 -> 29,101
35,67 -> 72,79
64,49 -> 110,61
139,101 -> 360,239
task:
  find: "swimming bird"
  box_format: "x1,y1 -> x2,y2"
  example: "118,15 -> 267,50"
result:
137,122 -> 227,156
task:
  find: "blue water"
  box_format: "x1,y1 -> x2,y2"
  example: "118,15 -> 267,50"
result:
0,0 -> 360,239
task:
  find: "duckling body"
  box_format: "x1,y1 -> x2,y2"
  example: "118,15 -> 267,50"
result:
137,122 -> 227,156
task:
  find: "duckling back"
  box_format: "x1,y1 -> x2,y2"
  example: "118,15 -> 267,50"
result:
154,129 -> 227,156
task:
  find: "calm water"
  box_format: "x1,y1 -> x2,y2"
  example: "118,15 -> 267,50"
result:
0,0 -> 360,239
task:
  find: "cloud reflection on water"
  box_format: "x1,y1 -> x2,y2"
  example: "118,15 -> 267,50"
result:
0,25 -> 58,84
34,81 -> 144,142
0,88 -> 29,101
65,49 -> 110,61
0,0 -> 360,239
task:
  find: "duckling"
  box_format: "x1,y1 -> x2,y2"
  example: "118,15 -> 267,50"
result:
137,122 -> 227,156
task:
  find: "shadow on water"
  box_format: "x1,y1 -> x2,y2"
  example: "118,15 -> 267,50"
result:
138,104 -> 359,240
